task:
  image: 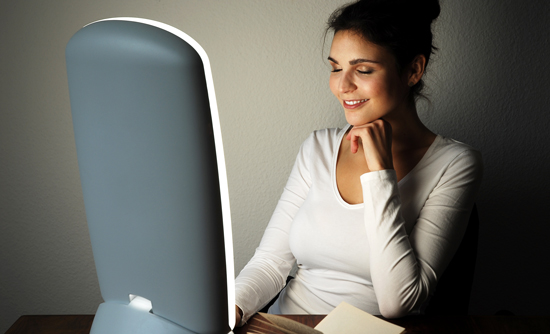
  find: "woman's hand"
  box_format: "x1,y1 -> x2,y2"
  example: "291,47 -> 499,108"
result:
235,305 -> 243,327
346,119 -> 394,171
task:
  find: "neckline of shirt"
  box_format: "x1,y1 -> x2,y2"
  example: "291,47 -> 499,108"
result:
330,124 -> 442,209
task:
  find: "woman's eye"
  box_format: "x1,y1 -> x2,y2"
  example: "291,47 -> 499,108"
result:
358,70 -> 373,74
331,68 -> 342,73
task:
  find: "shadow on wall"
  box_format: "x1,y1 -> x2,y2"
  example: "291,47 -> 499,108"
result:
423,0 -> 550,315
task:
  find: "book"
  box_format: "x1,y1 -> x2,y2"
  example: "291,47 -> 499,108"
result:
246,302 -> 405,334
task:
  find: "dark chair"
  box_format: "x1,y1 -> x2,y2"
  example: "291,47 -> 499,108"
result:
259,276 -> 294,313
424,204 -> 480,315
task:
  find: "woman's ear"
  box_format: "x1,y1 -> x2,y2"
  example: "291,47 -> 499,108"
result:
407,54 -> 427,87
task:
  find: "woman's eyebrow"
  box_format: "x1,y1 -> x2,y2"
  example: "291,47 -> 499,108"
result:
328,57 -> 380,65
349,58 -> 380,65
327,56 -> 338,64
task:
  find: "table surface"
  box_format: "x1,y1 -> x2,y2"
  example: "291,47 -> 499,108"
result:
6,314 -> 550,334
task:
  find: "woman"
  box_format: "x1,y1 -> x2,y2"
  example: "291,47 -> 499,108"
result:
234,0 -> 482,325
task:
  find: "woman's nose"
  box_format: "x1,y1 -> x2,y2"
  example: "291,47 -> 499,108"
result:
339,71 -> 356,93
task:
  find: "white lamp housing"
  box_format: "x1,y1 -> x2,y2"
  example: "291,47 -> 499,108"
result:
66,18 -> 235,334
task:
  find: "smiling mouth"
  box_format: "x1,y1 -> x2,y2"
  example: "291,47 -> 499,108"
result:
344,99 -> 368,106
343,99 -> 369,109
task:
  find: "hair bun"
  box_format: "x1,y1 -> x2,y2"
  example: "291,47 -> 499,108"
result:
414,0 -> 441,23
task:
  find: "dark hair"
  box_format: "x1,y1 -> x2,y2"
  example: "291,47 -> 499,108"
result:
326,0 -> 440,103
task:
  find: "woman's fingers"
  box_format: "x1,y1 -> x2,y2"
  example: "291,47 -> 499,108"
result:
346,130 -> 361,154
346,120 -> 393,171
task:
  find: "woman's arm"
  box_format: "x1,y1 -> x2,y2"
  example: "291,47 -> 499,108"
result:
362,149 -> 483,318
234,133 -> 314,325
347,119 -> 483,317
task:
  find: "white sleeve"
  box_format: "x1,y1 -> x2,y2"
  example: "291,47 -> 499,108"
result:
361,149 -> 483,318
234,134 -> 313,325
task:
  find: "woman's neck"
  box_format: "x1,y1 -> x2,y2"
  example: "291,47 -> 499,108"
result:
384,104 -> 436,152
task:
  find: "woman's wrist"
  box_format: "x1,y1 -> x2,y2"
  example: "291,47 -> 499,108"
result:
235,305 -> 243,327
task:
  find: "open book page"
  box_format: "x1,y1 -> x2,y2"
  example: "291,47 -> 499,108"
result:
245,303 -> 405,334
314,302 -> 405,334
247,313 -> 322,334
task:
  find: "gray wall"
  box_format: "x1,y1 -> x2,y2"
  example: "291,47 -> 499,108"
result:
1,0 -> 549,331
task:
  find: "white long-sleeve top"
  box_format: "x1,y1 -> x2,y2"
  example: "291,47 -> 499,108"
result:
235,125 -> 483,323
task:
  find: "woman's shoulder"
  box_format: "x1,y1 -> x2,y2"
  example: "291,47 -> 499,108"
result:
294,126 -> 348,168
427,135 -> 483,176
433,135 -> 482,160
303,125 -> 349,149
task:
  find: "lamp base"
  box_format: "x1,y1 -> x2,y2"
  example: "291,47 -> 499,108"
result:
91,302 -> 196,334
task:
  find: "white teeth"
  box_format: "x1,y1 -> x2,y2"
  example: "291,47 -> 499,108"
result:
344,99 -> 368,105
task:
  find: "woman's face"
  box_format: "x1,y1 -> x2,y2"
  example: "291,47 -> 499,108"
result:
329,30 -> 411,126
